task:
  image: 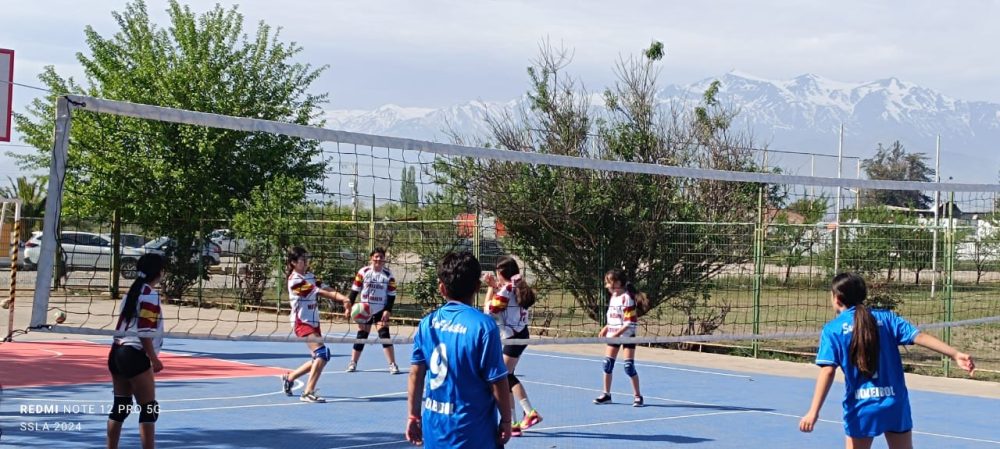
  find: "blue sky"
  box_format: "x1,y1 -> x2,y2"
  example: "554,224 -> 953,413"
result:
3,0 -> 999,179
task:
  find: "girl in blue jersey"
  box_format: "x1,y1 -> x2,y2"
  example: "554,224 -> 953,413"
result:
800,273 -> 975,449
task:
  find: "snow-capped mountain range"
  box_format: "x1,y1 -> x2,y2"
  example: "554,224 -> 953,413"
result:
325,71 -> 1000,183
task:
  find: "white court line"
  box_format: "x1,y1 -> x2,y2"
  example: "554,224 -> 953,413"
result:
0,348 -> 64,361
527,352 -> 754,379
527,379 -> 1000,445
9,379 -> 307,403
533,410 -> 751,432
327,440 -> 410,449
758,411 -> 1000,445
164,390 -> 405,413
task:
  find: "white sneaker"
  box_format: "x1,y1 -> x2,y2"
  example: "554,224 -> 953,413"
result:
389,362 -> 400,374
300,390 -> 326,403
346,361 -> 357,372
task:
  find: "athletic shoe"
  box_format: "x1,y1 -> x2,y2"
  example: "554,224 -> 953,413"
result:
593,393 -> 612,404
520,409 -> 543,429
510,422 -> 523,437
388,362 -> 400,375
300,390 -> 326,403
633,395 -> 644,407
346,361 -> 357,372
281,373 -> 293,396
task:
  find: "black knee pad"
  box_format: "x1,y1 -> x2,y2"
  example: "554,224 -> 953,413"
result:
138,400 -> 159,423
378,327 -> 392,348
603,357 -> 615,374
108,395 -> 132,423
624,359 -> 638,378
507,373 -> 520,388
354,330 -> 370,352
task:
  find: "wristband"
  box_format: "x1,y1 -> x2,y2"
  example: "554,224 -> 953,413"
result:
408,415 -> 421,422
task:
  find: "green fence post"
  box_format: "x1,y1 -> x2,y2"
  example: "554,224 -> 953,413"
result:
943,192 -> 955,376
752,185 -> 765,358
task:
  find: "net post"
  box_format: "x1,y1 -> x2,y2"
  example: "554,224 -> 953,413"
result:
4,201 -> 20,341
752,185 -> 765,358
31,96 -> 72,328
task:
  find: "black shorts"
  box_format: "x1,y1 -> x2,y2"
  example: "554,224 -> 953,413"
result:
107,343 -> 152,379
607,343 -> 637,350
363,309 -> 388,326
503,327 -> 530,358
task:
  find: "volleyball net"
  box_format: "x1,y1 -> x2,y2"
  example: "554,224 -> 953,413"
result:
16,94 -> 1000,374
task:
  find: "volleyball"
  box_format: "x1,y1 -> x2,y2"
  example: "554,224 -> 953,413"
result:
54,309 -> 67,324
350,302 -> 371,323
1,298 -> 11,309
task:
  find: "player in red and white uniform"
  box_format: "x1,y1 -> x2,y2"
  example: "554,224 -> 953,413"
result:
107,254 -> 166,449
482,256 -> 543,437
593,269 -> 645,407
346,247 -> 400,374
282,246 -> 350,403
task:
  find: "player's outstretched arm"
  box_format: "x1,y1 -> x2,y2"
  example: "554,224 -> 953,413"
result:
914,333 -> 975,376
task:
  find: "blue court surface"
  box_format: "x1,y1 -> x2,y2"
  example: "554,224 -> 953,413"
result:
1,338 -> 997,448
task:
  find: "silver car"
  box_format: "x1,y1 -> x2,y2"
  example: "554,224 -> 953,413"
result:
23,231 -> 145,278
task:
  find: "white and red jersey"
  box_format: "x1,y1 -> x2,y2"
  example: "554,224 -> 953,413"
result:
114,284 -> 164,353
351,265 -> 396,314
288,271 -> 320,328
484,281 -> 530,338
606,290 -> 637,337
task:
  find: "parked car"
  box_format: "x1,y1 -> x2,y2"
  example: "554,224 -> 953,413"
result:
208,229 -> 248,256
23,231 -> 145,278
119,233 -> 148,249
424,238 -> 509,271
141,237 -> 222,266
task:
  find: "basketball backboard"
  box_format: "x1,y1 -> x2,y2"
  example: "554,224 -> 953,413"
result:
0,48 -> 13,142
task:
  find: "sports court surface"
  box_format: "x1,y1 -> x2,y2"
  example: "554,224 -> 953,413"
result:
1,338 -> 997,448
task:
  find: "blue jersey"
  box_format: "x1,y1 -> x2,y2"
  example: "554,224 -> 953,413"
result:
816,307 -> 920,437
411,300 -> 509,449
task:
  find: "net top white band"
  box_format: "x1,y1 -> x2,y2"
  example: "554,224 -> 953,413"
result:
65,94 -> 1000,193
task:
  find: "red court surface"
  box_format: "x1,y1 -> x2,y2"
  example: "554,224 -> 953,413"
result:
0,340 -> 284,389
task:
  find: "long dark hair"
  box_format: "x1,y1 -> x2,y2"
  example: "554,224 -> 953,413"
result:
496,256 -> 536,309
120,254 -> 166,323
832,272 -> 879,378
605,269 -> 650,315
285,246 -> 309,279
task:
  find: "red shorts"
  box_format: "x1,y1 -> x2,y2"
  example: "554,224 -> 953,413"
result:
294,320 -> 321,338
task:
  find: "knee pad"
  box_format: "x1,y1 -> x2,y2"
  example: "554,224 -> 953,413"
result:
108,395 -> 132,423
312,345 -> 331,362
624,359 -> 637,378
378,327 -> 392,348
138,400 -> 159,423
507,373 -> 520,388
602,357 -> 615,374
353,330 -> 370,352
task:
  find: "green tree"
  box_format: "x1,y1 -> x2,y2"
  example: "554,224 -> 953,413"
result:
860,141 -> 934,208
231,175 -> 306,304
14,0 -> 327,298
432,41 -> 767,325
822,206 -> 910,309
767,196 -> 829,284
400,166 -> 419,211
1,176 -> 47,241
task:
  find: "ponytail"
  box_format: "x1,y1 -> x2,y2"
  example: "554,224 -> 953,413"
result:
625,282 -> 651,316
497,256 -> 537,309
120,254 -> 165,323
832,272 -> 879,379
